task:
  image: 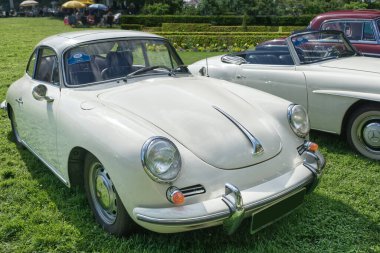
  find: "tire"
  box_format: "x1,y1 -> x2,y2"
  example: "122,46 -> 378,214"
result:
9,108 -> 24,148
347,104 -> 380,160
84,154 -> 134,236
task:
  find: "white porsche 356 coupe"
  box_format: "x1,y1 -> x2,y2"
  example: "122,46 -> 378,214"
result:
1,30 -> 324,236
189,30 -> 380,160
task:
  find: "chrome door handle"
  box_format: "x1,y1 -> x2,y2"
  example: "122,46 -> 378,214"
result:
236,75 -> 246,79
15,97 -> 23,105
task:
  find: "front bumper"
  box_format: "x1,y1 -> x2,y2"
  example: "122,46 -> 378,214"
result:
0,100 -> 7,111
133,151 -> 325,233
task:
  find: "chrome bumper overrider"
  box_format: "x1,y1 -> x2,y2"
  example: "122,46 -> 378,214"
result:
0,100 -> 7,111
134,151 -> 325,234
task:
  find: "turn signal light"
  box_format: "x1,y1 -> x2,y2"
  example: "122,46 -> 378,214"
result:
306,142 -> 319,152
166,186 -> 185,205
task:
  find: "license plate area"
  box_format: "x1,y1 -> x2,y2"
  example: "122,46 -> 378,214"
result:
250,188 -> 306,234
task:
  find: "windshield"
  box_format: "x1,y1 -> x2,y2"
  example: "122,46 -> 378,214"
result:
290,31 -> 357,64
64,38 -> 186,86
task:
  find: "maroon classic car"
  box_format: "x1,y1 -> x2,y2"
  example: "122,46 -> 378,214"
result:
308,10 -> 380,57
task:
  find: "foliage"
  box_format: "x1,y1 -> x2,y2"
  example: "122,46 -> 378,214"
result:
141,3 -> 171,15
0,17 -> 379,253
343,1 -> 368,9
166,34 -> 281,52
120,15 -> 315,27
178,4 -> 200,15
194,0 -> 375,16
147,0 -> 184,14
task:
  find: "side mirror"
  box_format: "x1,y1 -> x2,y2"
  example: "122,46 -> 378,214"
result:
32,84 -> 54,102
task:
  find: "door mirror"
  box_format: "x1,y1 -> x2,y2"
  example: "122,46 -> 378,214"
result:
32,84 -> 54,102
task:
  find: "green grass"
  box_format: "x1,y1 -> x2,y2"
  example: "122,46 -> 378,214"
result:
0,18 -> 379,253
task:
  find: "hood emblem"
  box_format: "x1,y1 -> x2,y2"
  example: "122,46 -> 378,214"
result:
213,106 -> 264,156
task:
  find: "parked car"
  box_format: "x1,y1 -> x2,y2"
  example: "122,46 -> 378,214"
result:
189,30 -> 380,160
308,9 -> 380,57
0,30 -> 325,236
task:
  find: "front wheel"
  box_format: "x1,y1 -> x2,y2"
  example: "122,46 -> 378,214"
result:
347,105 -> 380,160
84,154 -> 134,236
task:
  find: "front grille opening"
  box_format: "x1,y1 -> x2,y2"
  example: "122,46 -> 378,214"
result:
180,184 -> 206,197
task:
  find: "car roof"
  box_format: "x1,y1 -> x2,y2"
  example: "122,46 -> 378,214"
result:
36,30 -> 163,54
310,10 -> 380,28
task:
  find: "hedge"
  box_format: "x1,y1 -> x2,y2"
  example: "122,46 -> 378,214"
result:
120,15 -> 314,27
155,32 -> 290,36
143,27 -> 162,32
164,34 -> 285,51
120,24 -> 144,30
280,26 -> 307,32
161,23 -> 279,32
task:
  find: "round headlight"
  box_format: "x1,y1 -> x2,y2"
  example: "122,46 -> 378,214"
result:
288,104 -> 310,138
141,137 -> 181,183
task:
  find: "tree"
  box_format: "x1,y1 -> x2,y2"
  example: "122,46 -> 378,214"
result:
343,1 -> 368,9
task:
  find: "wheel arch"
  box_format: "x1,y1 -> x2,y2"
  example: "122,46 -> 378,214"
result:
7,103 -> 12,118
341,99 -> 380,137
67,146 -> 92,188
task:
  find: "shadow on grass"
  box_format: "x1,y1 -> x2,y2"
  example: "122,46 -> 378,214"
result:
14,131 -> 379,252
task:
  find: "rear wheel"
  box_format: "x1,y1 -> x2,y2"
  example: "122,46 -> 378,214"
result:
347,104 -> 380,160
84,154 -> 134,236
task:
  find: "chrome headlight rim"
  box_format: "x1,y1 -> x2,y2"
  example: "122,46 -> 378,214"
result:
141,136 -> 182,184
287,104 -> 310,138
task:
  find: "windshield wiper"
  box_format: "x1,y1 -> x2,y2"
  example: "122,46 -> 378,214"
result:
126,65 -> 176,78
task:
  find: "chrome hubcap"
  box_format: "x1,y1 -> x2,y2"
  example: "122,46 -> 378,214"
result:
90,162 -> 117,224
362,122 -> 380,148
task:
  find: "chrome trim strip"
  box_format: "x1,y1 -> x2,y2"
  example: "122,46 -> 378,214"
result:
21,140 -> 69,186
212,106 -> 264,155
363,52 -> 380,57
135,175 -> 313,225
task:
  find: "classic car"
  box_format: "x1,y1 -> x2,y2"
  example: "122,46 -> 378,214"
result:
189,30 -> 380,160
308,10 -> 380,57
1,30 -> 324,236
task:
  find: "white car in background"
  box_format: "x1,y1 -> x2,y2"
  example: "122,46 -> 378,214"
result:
189,30 -> 380,160
1,30 -> 324,236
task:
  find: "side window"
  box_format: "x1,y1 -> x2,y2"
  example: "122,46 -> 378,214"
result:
363,21 -> 375,41
26,50 -> 37,77
344,22 -> 363,41
35,48 -> 59,85
321,21 -> 344,32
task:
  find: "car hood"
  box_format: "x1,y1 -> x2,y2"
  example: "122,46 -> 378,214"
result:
320,56 -> 380,74
97,77 -> 282,170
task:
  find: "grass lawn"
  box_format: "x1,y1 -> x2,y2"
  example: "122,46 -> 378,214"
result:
0,18 -> 379,253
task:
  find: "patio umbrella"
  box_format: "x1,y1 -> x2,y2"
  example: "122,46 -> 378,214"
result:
62,0 -> 85,8
77,0 -> 95,5
19,0 -> 38,7
88,3 -> 108,11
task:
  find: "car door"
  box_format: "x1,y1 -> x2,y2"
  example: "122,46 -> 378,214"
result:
21,47 -> 61,169
234,62 -> 307,108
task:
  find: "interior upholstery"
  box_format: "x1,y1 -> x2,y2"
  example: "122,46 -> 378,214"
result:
102,51 -> 134,79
